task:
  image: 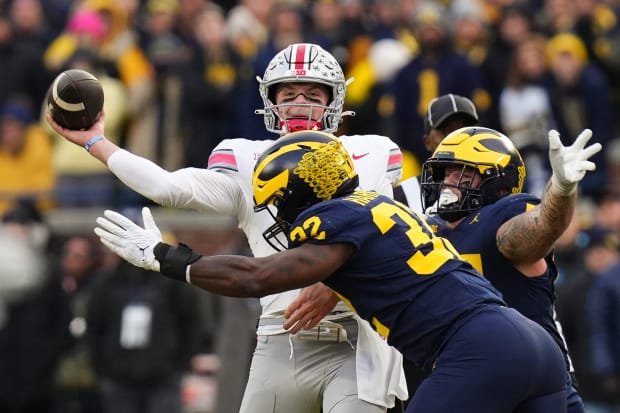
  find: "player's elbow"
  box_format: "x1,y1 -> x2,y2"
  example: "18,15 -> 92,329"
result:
142,181 -> 192,208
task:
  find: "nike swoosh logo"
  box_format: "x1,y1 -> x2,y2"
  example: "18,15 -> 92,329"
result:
351,152 -> 370,160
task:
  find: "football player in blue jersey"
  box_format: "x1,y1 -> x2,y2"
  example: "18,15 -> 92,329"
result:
420,126 -> 602,413
94,130 -> 573,413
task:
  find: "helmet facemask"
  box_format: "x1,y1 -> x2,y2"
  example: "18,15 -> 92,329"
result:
271,100 -> 330,133
421,161 -> 504,222
253,189 -> 294,251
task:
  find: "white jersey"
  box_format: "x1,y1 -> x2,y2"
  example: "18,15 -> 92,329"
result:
108,134 -> 403,316
393,176 -> 423,213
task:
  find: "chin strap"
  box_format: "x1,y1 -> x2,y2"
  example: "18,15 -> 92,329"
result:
280,119 -> 323,132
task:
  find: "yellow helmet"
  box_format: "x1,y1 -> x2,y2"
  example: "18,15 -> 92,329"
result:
421,127 -> 526,221
253,130 -> 358,250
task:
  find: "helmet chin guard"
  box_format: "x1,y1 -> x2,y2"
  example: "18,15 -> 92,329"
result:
282,119 -> 323,132
274,102 -> 326,133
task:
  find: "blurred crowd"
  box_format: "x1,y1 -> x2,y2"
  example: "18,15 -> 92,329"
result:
0,197 -> 252,413
1,0 -> 620,412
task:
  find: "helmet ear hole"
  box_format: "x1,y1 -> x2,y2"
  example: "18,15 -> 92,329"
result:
268,88 -> 277,105
326,87 -> 334,105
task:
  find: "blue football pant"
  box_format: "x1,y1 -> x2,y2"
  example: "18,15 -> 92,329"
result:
407,306 -> 567,413
567,372 -> 585,413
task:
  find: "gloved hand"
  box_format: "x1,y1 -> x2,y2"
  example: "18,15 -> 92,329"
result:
94,207 -> 162,272
548,129 -> 602,196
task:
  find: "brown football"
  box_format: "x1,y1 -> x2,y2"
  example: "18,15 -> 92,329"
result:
47,69 -> 104,130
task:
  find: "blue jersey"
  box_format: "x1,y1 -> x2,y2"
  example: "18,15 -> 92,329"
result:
428,193 -> 571,369
288,191 -> 505,367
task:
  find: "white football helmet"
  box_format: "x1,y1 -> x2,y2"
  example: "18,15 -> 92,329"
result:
256,43 -> 353,134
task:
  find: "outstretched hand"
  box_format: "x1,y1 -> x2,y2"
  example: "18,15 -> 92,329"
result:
548,129 -> 602,196
283,283 -> 339,334
45,109 -> 106,147
94,207 -> 163,272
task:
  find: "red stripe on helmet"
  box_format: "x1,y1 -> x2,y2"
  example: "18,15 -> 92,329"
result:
295,44 -> 306,70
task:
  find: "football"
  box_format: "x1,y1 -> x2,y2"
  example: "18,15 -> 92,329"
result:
47,69 -> 104,130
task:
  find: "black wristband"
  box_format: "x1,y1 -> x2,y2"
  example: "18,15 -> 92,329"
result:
154,242 -> 202,282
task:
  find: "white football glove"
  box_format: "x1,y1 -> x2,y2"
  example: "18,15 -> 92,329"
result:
94,207 -> 162,272
548,129 -> 602,196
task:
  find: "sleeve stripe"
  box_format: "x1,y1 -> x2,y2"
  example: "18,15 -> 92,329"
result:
387,150 -> 403,171
208,150 -> 238,171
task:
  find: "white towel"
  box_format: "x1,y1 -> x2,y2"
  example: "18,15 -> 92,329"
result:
354,314 -> 409,408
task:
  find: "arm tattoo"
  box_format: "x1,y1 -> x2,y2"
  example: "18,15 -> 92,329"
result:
497,181 -> 575,262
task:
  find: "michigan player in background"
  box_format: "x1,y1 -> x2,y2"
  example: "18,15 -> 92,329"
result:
421,126 -> 601,413
94,131 -> 569,413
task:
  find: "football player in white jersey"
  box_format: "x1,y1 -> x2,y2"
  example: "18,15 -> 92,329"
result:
47,43 -> 407,413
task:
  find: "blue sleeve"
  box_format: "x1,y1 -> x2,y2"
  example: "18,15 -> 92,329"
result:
482,194 -> 540,229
